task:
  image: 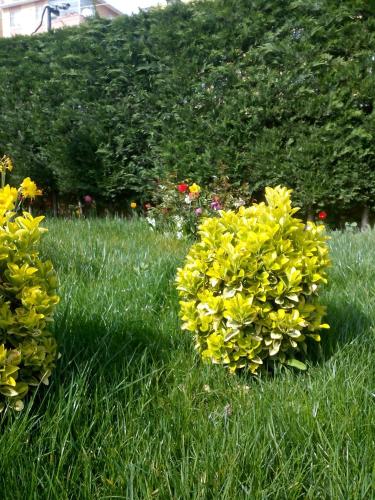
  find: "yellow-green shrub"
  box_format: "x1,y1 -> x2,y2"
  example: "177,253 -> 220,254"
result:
0,157 -> 59,412
176,186 -> 330,374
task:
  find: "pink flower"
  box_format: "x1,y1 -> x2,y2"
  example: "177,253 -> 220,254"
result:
195,207 -> 203,216
84,195 -> 93,204
211,201 -> 221,210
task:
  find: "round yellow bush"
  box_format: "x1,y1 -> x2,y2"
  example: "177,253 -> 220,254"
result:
176,186 -> 330,374
0,157 -> 59,412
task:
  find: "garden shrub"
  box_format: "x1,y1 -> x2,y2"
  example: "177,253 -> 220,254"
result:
176,186 -> 330,374
0,157 -> 59,412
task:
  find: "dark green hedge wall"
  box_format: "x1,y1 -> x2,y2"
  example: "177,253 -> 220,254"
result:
0,0 -> 374,219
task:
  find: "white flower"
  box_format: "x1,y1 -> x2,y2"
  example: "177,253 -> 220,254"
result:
176,231 -> 183,239
234,199 -> 245,208
173,215 -> 183,229
185,196 -> 192,204
146,217 -> 156,228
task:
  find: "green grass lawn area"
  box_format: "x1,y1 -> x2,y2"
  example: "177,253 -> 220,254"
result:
1,219 -> 374,499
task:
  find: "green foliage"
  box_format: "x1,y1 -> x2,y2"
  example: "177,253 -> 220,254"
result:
0,0 -> 374,217
0,219 -> 373,497
176,186 -> 330,373
0,172 -> 59,412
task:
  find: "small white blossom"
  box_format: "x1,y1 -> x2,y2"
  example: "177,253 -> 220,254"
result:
146,217 -> 156,228
173,215 -> 184,229
234,199 -> 245,208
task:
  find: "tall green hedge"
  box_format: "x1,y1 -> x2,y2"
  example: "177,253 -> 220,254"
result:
0,0 -> 374,219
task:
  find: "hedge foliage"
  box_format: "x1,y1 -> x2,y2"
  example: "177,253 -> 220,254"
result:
0,0 -> 374,217
176,186 -> 330,373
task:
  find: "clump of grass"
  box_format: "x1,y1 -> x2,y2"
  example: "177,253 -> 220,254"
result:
0,219 -> 374,499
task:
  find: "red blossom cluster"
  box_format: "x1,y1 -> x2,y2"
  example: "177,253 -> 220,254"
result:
318,211 -> 327,220
177,183 -> 189,193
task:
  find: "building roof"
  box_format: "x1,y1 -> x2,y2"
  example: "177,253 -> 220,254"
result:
96,2 -> 122,16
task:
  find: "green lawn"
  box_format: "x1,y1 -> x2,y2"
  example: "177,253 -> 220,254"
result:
0,219 -> 374,499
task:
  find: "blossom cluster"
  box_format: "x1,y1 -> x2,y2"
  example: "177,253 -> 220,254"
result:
146,176 -> 251,238
0,156 -> 43,210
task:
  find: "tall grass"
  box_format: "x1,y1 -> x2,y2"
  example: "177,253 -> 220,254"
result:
0,219 -> 374,499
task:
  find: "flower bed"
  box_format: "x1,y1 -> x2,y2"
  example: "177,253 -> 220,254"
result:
146,176 -> 252,238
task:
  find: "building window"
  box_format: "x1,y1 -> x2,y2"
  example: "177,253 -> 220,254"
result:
9,8 -> 20,28
56,0 -> 94,15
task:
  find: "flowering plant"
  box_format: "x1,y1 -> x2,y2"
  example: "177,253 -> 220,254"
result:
146,176 -> 251,238
0,156 -> 59,412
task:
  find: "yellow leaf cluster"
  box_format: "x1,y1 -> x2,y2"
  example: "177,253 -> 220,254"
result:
176,186 -> 330,374
0,173 -> 59,412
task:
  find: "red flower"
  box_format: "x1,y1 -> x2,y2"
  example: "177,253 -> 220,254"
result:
177,183 -> 189,193
318,210 -> 327,220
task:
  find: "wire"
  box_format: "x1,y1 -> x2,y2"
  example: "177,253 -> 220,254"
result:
32,5 -> 48,35
31,1 -> 120,35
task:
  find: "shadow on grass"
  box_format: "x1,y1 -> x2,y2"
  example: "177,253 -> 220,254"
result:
60,297 -> 371,377
17,297 -> 371,416
0,313 -> 180,425
54,315 -> 175,382
314,299 -> 373,362
13,316 -> 176,420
